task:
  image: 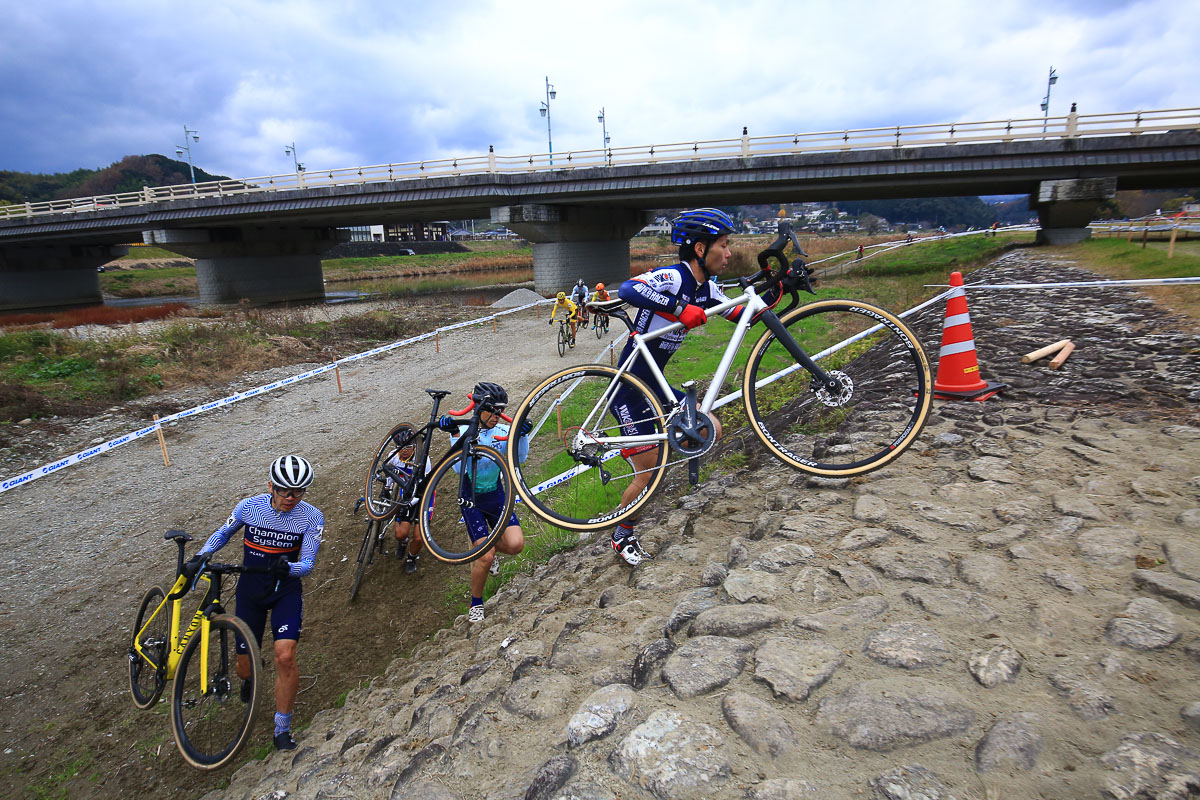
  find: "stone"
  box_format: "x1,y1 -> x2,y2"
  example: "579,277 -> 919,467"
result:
631,638 -> 674,690
550,631 -> 623,669
1076,527 -> 1139,566
976,524 -> 1028,548
689,603 -> 785,637
863,622 -> 952,669
1042,569 -> 1087,594
661,636 -> 752,698
975,712 -> 1043,772
853,494 -> 889,522
751,543 -> 815,572
501,674 -> 574,720
1106,597 -> 1182,650
566,684 -> 636,747
1132,570 -> 1200,610
793,595 -> 890,632
753,637 -> 845,701
791,567 -> 835,605
747,778 -> 820,799
869,764 -> 959,800
956,553 -> 1007,591
728,537 -> 751,568
828,562 -> 883,594
967,456 -> 1022,483
700,561 -> 729,586
664,588 -> 721,635
525,754 -> 577,800
909,500 -> 989,532
901,586 -> 997,622
1048,672 -> 1118,719
816,678 -> 974,751
721,691 -> 795,757
837,527 -> 891,550
867,549 -> 954,586
1053,491 -> 1108,520
1164,538 -> 1200,582
1182,703 -> 1200,734
968,645 -> 1023,688
750,512 -> 782,540
723,568 -> 784,603
609,709 -> 730,799
1100,732 -> 1200,800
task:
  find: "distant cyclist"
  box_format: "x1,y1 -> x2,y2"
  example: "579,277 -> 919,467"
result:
185,455 -> 324,751
571,279 -> 590,326
549,291 -> 581,346
589,282 -> 611,329
435,382 -> 530,622
608,208 -> 782,566
386,436 -> 433,574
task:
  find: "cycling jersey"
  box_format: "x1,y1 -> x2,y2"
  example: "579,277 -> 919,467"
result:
590,290 -> 611,304
199,493 -> 324,648
551,298 -> 579,322
449,423 -> 529,493
570,285 -> 589,305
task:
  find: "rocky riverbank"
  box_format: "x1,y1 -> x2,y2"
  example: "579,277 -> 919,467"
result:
206,249 -> 1200,800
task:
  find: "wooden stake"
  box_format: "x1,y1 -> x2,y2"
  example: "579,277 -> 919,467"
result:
1021,339 -> 1071,364
1168,226 -> 1179,259
493,316 -> 497,333
1048,341 -> 1075,370
335,365 -> 343,393
1142,227 -> 1148,249
153,414 -> 171,467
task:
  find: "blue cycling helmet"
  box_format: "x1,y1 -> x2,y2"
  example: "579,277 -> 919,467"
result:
670,208 -> 736,246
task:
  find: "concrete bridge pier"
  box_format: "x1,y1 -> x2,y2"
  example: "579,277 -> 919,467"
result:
0,244 -> 118,311
1032,178 -> 1118,245
493,205 -> 650,295
145,226 -> 347,305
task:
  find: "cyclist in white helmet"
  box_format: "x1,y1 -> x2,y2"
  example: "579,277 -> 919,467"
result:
184,455 -> 324,751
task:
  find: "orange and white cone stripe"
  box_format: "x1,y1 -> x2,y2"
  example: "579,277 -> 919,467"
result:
932,271 -> 1005,401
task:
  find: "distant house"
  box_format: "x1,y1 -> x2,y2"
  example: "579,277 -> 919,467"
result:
638,217 -> 671,236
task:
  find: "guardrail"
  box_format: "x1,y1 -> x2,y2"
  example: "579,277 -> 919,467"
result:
2,108 -> 1198,222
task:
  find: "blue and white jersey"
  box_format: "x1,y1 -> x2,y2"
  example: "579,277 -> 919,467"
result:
199,494 -> 324,577
450,423 -> 529,493
616,263 -> 740,402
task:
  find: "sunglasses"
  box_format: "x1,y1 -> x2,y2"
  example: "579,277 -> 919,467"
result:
274,487 -> 306,499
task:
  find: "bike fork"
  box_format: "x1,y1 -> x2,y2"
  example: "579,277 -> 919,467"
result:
760,311 -> 841,392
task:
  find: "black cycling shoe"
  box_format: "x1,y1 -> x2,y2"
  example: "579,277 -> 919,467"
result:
274,731 -> 298,751
240,680 -> 252,703
395,537 -> 409,560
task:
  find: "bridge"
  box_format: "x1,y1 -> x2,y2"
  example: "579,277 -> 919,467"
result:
1,107 -> 1198,310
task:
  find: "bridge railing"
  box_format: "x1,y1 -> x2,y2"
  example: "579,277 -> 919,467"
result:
2,107 -> 1197,221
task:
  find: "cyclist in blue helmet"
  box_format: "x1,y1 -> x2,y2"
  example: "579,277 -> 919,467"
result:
608,208 -> 781,566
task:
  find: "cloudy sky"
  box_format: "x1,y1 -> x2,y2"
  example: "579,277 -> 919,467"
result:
1,0 -> 1196,181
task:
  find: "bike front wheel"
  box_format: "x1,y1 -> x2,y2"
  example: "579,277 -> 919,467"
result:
363,422 -> 417,521
743,300 -> 932,476
507,366 -> 669,531
420,444 -> 514,564
129,584 -> 169,710
170,613 -> 261,770
557,324 -> 569,357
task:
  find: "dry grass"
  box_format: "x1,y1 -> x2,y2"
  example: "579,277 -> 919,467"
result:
0,303 -> 194,329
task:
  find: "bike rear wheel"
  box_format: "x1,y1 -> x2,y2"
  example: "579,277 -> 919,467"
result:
420,444 -> 514,564
171,613 -> 261,770
557,324 -> 569,357
129,584 -> 168,709
363,423 -> 417,521
349,517 -> 382,602
507,366 -> 669,531
743,300 -> 932,476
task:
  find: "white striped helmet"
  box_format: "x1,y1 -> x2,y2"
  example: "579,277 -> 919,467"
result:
269,455 -> 314,489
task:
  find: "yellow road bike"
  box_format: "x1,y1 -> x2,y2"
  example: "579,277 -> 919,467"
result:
128,529 -> 264,770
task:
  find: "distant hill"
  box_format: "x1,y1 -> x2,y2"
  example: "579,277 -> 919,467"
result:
0,155 -> 229,206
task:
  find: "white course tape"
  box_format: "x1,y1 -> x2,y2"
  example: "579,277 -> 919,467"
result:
927,277 -> 1200,290
1,298 -> 555,495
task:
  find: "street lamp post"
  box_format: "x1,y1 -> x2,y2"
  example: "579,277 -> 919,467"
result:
175,124 -> 200,184
1040,66 -> 1059,134
597,107 -> 611,165
538,76 -> 556,165
284,142 -> 305,174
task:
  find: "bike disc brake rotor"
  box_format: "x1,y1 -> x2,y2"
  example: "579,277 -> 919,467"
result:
814,369 -> 854,407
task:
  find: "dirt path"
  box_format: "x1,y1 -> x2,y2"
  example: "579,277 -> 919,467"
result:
0,305 -> 608,799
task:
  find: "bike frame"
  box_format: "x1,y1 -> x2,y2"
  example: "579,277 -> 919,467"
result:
553,282 -> 839,452
134,571 -> 223,690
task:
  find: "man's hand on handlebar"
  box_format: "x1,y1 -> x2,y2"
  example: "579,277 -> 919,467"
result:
182,554 -> 208,580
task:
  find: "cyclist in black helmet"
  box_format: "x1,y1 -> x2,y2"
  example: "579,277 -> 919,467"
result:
436,381 -> 531,622
608,208 -> 782,566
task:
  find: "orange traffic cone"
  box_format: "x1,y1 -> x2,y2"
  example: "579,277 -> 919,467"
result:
933,271 -> 1007,401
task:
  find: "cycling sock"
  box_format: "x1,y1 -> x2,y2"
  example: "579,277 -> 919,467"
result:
470,596 -> 483,608
274,711 -> 292,737
613,523 -> 634,543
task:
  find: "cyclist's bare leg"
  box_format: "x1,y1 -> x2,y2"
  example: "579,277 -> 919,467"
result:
236,653 -> 253,682
470,524 -> 524,598
273,639 -> 298,715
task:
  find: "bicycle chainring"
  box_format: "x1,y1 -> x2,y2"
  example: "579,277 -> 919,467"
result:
814,370 -> 854,407
665,410 -> 716,457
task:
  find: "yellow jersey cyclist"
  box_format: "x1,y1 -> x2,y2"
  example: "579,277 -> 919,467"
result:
549,291 -> 581,346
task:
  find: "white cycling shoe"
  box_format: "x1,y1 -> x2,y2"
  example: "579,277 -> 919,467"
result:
613,533 -> 652,566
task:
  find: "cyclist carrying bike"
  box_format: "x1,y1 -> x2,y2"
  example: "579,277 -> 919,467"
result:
184,455 -> 324,751
435,381 -> 530,622
608,208 -> 782,566
549,291 -> 581,346
388,438 -> 433,574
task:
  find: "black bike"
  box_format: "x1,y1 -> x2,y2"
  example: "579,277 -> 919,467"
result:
353,389 -> 517,599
